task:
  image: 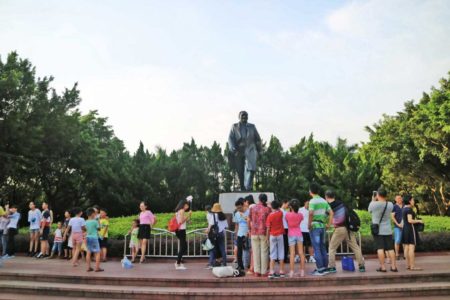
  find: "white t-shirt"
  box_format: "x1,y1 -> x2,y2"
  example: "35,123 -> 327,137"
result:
207,213 -> 228,233
299,207 -> 309,233
176,210 -> 187,230
68,217 -> 86,233
28,209 -> 41,230
282,209 -> 288,229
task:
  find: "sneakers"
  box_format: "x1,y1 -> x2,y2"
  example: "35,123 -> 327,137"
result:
359,265 -> 366,273
300,270 -> 305,277
278,272 -> 286,278
268,273 -> 276,279
308,256 -> 316,263
289,271 -> 295,278
327,267 -> 337,273
175,263 -> 187,270
35,252 -> 43,258
205,265 -> 213,270
1,255 -> 11,260
310,269 -> 325,276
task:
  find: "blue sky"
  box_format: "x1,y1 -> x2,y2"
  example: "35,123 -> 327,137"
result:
1,0 -> 450,152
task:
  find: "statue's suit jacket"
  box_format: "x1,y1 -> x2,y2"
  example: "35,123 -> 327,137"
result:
228,122 -> 262,171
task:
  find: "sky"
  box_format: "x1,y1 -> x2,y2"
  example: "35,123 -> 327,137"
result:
1,0 -> 450,153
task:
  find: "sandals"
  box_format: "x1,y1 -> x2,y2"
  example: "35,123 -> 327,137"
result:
87,267 -> 94,272
376,268 -> 387,272
390,268 -> 399,272
95,268 -> 104,272
409,267 -> 423,271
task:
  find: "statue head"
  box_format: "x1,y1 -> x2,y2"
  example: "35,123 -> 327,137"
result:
239,111 -> 248,124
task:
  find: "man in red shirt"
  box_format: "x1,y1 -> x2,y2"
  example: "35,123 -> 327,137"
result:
266,200 -> 285,278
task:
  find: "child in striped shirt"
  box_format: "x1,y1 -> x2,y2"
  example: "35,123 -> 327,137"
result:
49,222 -> 63,258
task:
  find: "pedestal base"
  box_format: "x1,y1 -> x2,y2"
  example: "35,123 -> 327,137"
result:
218,192 -> 275,214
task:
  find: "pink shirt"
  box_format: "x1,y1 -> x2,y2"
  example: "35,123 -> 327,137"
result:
285,212 -> 303,237
139,210 -> 155,225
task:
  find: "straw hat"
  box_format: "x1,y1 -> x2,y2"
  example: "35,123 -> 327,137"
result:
211,203 -> 223,213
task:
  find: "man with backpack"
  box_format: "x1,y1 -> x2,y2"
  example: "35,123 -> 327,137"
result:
325,190 -> 365,273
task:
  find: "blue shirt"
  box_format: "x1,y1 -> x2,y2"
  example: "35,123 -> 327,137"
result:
234,210 -> 249,237
7,212 -> 21,229
392,204 -> 403,228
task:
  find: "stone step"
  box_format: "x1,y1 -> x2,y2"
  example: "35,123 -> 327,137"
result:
0,279 -> 449,300
1,270 -> 449,288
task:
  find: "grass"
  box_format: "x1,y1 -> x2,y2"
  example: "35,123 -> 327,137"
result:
19,210 -> 450,239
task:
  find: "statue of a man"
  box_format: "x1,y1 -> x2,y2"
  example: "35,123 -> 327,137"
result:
228,111 -> 262,191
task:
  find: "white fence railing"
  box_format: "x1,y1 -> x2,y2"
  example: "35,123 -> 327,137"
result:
123,228 -> 362,259
123,228 -> 236,258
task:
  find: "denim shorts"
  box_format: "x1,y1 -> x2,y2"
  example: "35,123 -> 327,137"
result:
394,227 -> 402,244
86,237 -> 100,253
288,235 -> 304,246
29,228 -> 40,233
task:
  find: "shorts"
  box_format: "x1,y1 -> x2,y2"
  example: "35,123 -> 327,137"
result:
86,237 -> 100,253
138,224 -> 151,240
288,235 -> 304,246
129,239 -> 140,249
29,228 -> 40,234
99,238 -> 108,248
40,227 -> 50,241
393,227 -> 402,244
269,235 -> 284,261
302,232 -> 311,247
374,234 -> 394,251
72,232 -> 84,245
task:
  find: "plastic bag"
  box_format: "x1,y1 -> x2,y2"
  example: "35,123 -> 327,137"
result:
202,238 -> 214,251
212,266 -> 240,278
121,256 -> 133,269
341,256 -> 355,272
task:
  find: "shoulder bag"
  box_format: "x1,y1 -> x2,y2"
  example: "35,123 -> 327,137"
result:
371,202 -> 388,236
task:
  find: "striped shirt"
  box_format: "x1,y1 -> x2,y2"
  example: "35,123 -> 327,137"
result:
309,196 -> 331,229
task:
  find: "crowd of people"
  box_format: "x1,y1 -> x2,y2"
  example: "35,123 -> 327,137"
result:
0,202 -> 110,272
0,183 -> 424,277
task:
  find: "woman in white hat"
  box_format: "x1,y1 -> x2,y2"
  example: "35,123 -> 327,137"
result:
206,203 -> 228,269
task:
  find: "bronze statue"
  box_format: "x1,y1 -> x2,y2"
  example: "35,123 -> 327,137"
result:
228,111 -> 262,191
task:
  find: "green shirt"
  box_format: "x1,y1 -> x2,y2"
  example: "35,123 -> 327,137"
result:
85,219 -> 99,238
309,195 -> 331,229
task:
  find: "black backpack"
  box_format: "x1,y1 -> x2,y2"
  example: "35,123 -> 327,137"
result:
345,207 -> 361,232
208,213 -> 220,245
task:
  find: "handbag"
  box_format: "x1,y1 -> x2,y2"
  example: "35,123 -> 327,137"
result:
371,202 -> 388,235
415,217 -> 425,232
208,213 -> 220,245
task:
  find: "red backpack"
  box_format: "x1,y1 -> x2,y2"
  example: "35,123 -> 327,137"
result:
168,215 -> 179,232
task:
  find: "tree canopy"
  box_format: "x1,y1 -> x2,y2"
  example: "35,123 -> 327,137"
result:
0,52 -> 448,220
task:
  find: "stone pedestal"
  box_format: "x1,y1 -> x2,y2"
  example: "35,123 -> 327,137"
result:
218,192 -> 275,214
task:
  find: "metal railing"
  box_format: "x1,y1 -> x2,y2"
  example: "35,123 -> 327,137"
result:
123,228 -> 236,258
123,228 -> 362,258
